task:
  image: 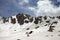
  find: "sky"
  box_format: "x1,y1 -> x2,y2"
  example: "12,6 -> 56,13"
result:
0,0 -> 60,17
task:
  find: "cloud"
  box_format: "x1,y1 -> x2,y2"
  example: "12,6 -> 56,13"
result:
0,0 -> 30,17
6,0 -> 60,17
0,0 -> 39,17
0,0 -> 60,17
16,0 -> 37,16
18,0 -> 29,5
36,0 -> 54,16
29,0 -> 60,17
57,0 -> 60,2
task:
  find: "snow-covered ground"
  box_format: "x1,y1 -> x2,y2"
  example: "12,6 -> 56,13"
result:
0,16 -> 60,40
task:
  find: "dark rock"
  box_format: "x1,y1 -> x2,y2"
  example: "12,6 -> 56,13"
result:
25,14 -> 31,17
48,26 -> 54,32
26,28 -> 30,30
44,16 -> 47,20
34,21 -> 38,24
19,20 -> 24,25
11,17 -> 16,24
44,24 -> 48,26
52,21 -> 58,24
49,16 -> 55,19
24,20 -> 29,23
51,26 -> 55,28
56,16 -> 60,19
34,17 -> 39,24
2,17 -> 9,23
35,26 -> 39,29
46,20 -> 50,23
17,39 -> 20,40
38,16 -> 42,18
16,14 -> 24,25
29,17 -> 33,22
29,31 -> 33,34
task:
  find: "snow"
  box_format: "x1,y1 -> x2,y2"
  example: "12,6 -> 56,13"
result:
0,16 -> 60,40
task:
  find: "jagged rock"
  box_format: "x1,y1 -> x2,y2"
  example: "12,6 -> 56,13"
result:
57,16 -> 60,19
11,17 -> 16,24
24,20 -> 29,23
29,31 -> 33,34
2,17 -> 9,23
46,20 -> 50,23
48,26 -> 55,32
34,17 -> 39,24
49,16 -> 55,19
52,21 -> 58,24
35,26 -> 39,29
29,17 -> 33,22
44,16 -> 47,20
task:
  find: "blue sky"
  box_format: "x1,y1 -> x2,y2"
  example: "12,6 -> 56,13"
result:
0,0 -> 60,17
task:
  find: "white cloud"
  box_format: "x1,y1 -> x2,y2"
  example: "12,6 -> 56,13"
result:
28,7 -> 35,10
19,0 -> 29,5
36,0 -> 53,16
24,0 -> 29,3
29,0 -> 60,16
16,0 -> 60,16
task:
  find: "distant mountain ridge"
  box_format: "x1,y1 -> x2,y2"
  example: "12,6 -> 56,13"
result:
0,13 -> 60,24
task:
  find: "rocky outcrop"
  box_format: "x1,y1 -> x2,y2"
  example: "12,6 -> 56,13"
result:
0,13 -> 60,32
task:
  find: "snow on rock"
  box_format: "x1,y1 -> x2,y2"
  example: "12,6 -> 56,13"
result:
0,14 -> 60,40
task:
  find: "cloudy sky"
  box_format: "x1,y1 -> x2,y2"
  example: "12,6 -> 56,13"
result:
0,0 -> 60,17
